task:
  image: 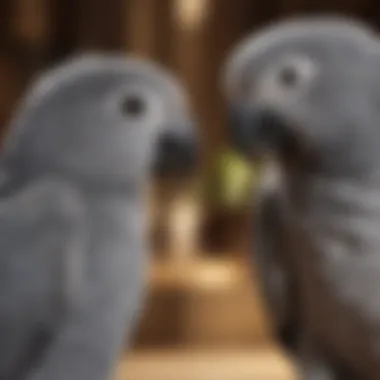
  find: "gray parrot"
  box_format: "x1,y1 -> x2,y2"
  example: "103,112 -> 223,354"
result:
0,53 -> 198,380
223,16 -> 380,379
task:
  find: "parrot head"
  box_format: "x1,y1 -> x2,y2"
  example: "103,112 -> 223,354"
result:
223,16 -> 380,176
2,54 -> 199,189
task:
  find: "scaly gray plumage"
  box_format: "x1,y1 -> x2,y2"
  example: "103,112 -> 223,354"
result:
223,15 -> 380,379
0,53 -> 198,380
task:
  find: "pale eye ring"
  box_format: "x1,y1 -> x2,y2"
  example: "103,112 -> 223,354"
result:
104,84 -> 165,126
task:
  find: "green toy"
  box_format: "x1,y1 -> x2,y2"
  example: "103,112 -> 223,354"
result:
203,147 -> 261,211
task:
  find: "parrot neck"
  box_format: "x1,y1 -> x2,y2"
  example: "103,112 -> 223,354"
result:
75,177 -> 147,200
0,161 -> 148,202
1,152 -> 151,200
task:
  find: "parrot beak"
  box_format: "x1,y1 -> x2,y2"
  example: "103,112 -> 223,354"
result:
153,120 -> 199,178
228,103 -> 293,158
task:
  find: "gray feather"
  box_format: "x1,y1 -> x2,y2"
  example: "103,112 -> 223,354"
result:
223,15 -> 380,380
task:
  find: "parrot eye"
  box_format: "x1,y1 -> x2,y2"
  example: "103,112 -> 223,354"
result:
120,94 -> 146,118
106,84 -> 164,125
275,55 -> 318,91
277,66 -> 299,87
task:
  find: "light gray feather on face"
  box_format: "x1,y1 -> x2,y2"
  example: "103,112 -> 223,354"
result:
2,54 -> 196,186
224,16 -> 378,102
223,16 -> 380,175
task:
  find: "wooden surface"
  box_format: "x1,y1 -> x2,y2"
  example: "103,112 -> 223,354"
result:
134,257 -> 275,347
116,348 -> 298,380
149,257 -> 246,291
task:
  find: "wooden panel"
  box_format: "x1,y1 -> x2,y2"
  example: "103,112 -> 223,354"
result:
127,0 -> 158,58
76,0 -> 126,50
171,0 -> 210,168
116,349 -> 298,380
0,0 -> 11,41
10,0 -> 54,74
49,0 -> 81,59
133,258 -> 275,348
0,54 -> 24,134
11,0 -> 52,47
155,0 -> 173,66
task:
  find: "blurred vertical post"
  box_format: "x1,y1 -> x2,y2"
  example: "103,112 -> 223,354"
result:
11,0 -> 53,73
12,0 -> 52,47
76,0 -> 126,50
155,0 -> 173,66
156,0 -> 211,261
0,0 -> 53,137
49,0 -> 80,60
172,0 -> 210,165
0,0 -> 11,41
0,53 -> 23,136
0,1 -> 16,131
127,0 -> 158,58
171,0 -> 220,258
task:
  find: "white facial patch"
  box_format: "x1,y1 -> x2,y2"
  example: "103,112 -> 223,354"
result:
253,54 -> 319,108
103,83 -> 166,130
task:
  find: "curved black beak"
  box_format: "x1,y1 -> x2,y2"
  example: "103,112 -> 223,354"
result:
153,121 -> 199,178
228,104 -> 291,158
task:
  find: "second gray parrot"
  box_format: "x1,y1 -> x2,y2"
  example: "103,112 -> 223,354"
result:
223,15 -> 380,379
0,54 -> 198,380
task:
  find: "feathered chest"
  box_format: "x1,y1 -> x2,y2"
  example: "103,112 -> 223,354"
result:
288,179 -> 380,328
84,196 -> 147,288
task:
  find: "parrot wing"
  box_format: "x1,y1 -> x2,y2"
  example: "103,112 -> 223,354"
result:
0,178 -> 86,380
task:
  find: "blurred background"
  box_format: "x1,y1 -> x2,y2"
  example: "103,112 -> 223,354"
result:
1,1 -> 379,379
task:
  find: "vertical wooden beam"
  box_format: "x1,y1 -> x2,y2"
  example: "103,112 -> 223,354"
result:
155,0 -> 173,66
164,0 -> 211,259
11,0 -> 52,47
50,0 -> 81,61
0,53 -> 24,134
0,1 -> 19,134
76,0 -> 126,50
0,0 -> 11,43
10,0 -> 54,73
127,0 -> 158,58
171,0 -> 211,167
0,0 -> 53,134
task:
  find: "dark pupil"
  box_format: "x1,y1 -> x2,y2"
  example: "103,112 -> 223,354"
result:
121,95 -> 145,117
278,66 -> 298,87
